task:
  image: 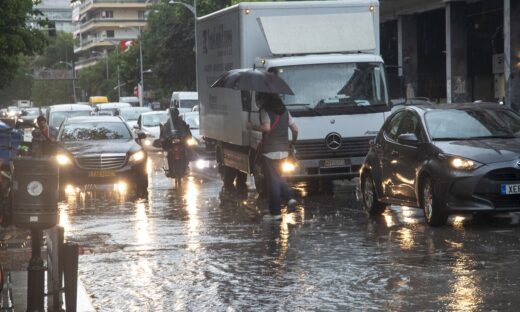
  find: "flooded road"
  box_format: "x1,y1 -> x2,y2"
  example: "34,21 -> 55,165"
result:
59,153 -> 520,311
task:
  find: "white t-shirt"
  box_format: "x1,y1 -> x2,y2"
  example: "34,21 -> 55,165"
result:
259,110 -> 295,160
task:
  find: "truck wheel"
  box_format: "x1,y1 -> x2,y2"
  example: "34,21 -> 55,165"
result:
236,171 -> 248,193
253,167 -> 267,198
222,165 -> 237,189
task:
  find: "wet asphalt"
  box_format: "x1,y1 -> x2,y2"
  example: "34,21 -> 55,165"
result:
59,153 -> 520,311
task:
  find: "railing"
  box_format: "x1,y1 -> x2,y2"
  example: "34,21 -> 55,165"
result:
74,36 -> 136,51
80,0 -> 149,11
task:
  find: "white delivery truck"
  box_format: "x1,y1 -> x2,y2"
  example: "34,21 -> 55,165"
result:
197,0 -> 391,191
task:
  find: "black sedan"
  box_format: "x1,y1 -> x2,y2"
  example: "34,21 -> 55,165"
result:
360,103 -> 520,226
55,116 -> 148,195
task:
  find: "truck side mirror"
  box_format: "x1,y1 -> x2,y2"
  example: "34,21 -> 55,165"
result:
241,90 -> 252,112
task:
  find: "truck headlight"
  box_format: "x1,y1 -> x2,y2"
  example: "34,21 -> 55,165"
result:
130,150 -> 145,163
187,138 -> 198,146
281,159 -> 296,173
56,154 -> 72,166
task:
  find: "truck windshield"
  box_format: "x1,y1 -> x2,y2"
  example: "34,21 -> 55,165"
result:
275,62 -> 389,116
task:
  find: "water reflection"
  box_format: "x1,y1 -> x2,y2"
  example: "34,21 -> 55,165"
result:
185,178 -> 201,251
447,253 -> 484,311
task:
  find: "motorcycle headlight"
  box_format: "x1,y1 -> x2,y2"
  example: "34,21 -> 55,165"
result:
187,138 -> 198,146
448,156 -> 482,170
56,154 -> 72,166
281,159 -> 296,173
130,150 -> 145,163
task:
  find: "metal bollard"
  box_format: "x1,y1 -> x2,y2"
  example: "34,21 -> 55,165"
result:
63,243 -> 79,312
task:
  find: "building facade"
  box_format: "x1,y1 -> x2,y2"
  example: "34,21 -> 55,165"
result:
379,0 -> 519,111
73,0 -> 156,71
33,0 -> 74,33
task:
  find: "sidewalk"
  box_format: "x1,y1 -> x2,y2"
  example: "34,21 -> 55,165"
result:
0,226 -> 95,311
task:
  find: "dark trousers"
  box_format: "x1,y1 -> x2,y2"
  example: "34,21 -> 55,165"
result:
263,156 -> 293,215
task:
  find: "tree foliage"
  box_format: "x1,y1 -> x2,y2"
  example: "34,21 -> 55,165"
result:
0,0 -> 46,90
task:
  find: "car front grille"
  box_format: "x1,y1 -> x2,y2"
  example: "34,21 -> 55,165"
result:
76,154 -> 127,170
486,168 -> 520,181
295,136 -> 373,160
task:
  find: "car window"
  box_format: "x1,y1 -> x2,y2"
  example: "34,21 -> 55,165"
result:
384,111 -> 407,141
425,109 -> 520,139
49,110 -> 91,129
143,114 -> 168,127
397,111 -> 422,139
60,122 -> 132,141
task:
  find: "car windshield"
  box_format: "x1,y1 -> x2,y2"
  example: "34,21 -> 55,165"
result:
179,99 -> 199,110
50,110 -> 91,128
274,62 -> 389,116
184,114 -> 199,129
143,113 -> 168,127
60,122 -> 132,141
24,109 -> 40,116
425,108 -> 520,140
119,108 -> 151,121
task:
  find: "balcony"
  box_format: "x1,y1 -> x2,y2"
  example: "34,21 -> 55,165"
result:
74,36 -> 136,53
74,55 -> 106,70
74,18 -> 146,35
79,0 -> 151,15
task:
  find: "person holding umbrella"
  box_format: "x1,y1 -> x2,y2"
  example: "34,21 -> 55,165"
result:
247,92 -> 298,220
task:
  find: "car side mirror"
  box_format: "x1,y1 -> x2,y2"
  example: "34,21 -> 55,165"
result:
136,131 -> 147,140
397,133 -> 420,146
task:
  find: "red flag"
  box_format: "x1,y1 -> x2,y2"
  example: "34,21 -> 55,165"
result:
120,40 -> 135,53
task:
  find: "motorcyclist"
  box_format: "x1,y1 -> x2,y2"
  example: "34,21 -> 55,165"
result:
160,108 -> 192,177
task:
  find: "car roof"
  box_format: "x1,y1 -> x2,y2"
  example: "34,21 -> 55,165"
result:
401,102 -> 509,113
117,106 -> 151,111
95,102 -> 131,108
48,104 -> 92,111
64,116 -> 124,124
141,110 -> 167,116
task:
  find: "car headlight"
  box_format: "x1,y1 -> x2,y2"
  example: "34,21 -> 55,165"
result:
448,156 -> 482,170
187,137 -> 198,146
130,150 -> 145,163
56,154 -> 72,166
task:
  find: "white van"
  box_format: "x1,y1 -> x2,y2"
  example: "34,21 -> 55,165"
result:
170,91 -> 199,113
119,96 -> 140,107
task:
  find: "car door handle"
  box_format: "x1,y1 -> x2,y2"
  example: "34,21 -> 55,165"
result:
391,150 -> 399,157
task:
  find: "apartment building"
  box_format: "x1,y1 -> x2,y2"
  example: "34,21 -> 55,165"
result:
73,0 -> 156,71
32,0 -> 74,33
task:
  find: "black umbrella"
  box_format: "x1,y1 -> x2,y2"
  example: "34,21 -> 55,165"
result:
211,68 -> 294,95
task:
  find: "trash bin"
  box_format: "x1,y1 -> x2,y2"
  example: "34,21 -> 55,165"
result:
0,124 -> 23,166
12,157 -> 59,230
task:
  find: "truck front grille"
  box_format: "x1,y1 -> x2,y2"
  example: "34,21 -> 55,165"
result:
76,154 -> 127,170
295,136 -> 373,160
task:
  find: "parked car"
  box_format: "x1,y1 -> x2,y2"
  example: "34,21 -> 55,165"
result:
94,102 -> 131,116
45,104 -> 93,138
116,106 -> 152,129
360,102 -> 520,226
55,116 -> 148,194
134,110 -> 168,150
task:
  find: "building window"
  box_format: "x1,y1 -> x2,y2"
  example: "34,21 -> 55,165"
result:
106,30 -> 114,38
138,10 -> 145,20
102,10 -> 113,18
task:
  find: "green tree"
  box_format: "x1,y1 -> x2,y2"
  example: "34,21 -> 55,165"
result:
0,0 -> 46,91
142,0 -> 231,97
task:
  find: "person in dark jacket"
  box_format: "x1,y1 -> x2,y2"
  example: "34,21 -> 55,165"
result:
247,92 -> 299,220
160,108 -> 192,178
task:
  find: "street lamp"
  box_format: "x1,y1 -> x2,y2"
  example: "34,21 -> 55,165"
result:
58,61 -> 77,103
120,26 -> 144,106
101,40 -> 121,100
90,50 -> 109,79
168,0 -> 198,91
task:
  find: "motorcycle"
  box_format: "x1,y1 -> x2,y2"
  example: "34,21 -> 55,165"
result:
155,130 -> 189,188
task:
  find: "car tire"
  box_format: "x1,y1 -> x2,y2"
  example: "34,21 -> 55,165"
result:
361,172 -> 386,215
420,175 -> 448,226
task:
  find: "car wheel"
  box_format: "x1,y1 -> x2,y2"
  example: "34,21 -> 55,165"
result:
361,172 -> 386,215
420,175 -> 448,226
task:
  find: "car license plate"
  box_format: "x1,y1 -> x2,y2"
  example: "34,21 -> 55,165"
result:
322,159 -> 348,168
88,171 -> 116,178
501,183 -> 520,195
